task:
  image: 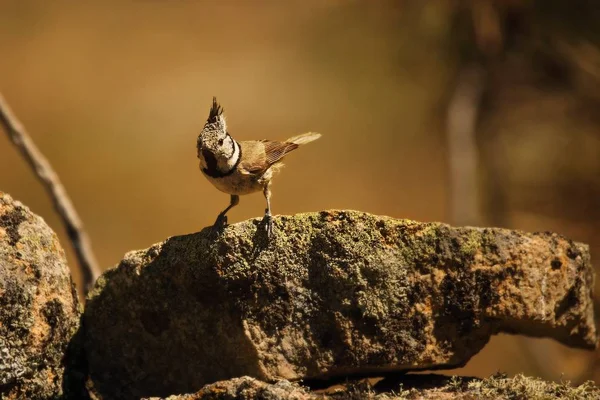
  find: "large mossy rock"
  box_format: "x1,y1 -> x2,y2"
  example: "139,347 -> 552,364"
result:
0,192 -> 81,399
84,210 -> 597,399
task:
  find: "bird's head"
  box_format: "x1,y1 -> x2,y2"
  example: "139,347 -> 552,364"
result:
197,97 -> 236,163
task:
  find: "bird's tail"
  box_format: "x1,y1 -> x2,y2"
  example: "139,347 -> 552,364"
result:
286,132 -> 322,146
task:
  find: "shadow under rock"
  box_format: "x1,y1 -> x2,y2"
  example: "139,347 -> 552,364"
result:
62,323 -> 92,400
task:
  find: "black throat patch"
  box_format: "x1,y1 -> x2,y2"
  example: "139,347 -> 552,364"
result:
201,141 -> 242,178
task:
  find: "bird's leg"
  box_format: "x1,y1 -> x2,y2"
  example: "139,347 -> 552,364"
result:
262,184 -> 273,237
213,194 -> 239,230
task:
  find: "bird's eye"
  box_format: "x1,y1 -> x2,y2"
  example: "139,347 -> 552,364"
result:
218,138 -> 224,146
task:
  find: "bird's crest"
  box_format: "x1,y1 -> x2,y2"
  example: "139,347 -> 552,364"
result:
206,97 -> 224,126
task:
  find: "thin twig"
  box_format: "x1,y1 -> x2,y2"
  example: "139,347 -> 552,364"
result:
0,93 -> 100,295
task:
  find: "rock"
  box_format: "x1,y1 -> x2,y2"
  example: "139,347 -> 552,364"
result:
143,374 -> 600,400
84,211 -> 598,399
144,377 -> 312,400
0,192 -> 81,399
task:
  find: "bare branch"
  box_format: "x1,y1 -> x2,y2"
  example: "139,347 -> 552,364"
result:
446,64 -> 486,226
0,93 -> 100,295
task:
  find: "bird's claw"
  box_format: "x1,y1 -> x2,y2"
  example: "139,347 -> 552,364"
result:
262,213 -> 273,238
210,213 -> 228,236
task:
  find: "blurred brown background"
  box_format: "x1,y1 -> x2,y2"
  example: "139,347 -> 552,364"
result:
1,0 -> 598,387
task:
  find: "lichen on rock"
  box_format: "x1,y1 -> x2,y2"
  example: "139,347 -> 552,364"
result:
0,192 -> 81,399
83,210 -> 597,399
143,374 -> 600,400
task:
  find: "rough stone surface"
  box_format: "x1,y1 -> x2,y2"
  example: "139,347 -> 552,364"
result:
145,377 -> 311,400
144,375 -> 600,400
0,192 -> 81,399
84,210 -> 598,399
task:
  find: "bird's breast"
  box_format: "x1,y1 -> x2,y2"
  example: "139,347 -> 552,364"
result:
200,166 -> 264,195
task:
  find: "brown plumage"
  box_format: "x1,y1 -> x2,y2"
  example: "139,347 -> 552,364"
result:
196,97 -> 321,236
239,140 -> 299,174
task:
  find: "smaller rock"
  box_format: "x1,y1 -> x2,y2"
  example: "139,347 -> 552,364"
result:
143,374 -> 600,400
0,192 -> 81,399
143,377 -> 312,400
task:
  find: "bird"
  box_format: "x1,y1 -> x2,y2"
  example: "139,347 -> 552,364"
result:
197,97 -> 321,236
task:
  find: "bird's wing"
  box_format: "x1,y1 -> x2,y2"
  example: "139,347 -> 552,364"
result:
239,141 -> 268,174
239,140 -> 298,174
261,140 -> 299,165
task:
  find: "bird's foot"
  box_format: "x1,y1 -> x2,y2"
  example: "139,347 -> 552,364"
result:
210,213 -> 228,236
262,211 -> 273,238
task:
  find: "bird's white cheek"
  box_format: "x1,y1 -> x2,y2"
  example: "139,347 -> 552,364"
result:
221,140 -> 240,171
